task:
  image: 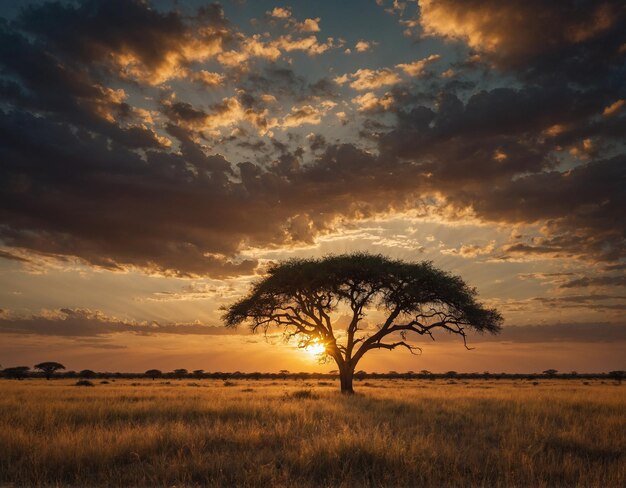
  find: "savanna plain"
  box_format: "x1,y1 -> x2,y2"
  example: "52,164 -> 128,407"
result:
0,379 -> 624,487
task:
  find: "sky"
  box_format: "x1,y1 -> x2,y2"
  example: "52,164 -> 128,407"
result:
0,0 -> 624,374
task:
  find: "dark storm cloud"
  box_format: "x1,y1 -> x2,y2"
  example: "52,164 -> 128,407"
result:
477,155 -> 626,262
0,19 -> 166,150
375,1 -> 626,263
0,0 -> 624,277
15,0 -> 229,84
0,109 -> 258,277
378,88 -> 625,260
419,0 -> 626,81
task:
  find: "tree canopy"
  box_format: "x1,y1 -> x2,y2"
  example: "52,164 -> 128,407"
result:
34,362 -> 65,380
3,366 -> 30,380
145,369 -> 162,380
223,253 -> 502,393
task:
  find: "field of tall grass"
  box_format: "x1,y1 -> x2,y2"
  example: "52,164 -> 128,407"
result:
0,378 -> 623,487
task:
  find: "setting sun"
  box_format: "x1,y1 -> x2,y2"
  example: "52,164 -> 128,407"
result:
304,339 -> 326,358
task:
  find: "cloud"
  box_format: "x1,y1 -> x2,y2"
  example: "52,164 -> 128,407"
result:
560,276 -> 626,288
281,103 -> 334,128
273,35 -> 334,56
268,7 -> 291,19
295,18 -> 321,33
396,54 -> 441,76
190,70 -> 226,87
0,0 -> 623,279
2,309 -> 624,345
518,272 -> 576,282
0,309 -> 240,337
217,34 -> 282,66
440,240 -> 496,258
0,249 -> 31,264
355,40 -> 372,52
16,0 -> 229,85
377,80 -> 625,263
335,68 -> 401,90
163,96 -> 280,135
466,322 -> 626,343
603,99 -> 625,117
418,0 -> 626,81
351,92 -> 395,112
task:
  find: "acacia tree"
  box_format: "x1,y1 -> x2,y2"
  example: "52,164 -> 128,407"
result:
79,369 -> 96,379
145,369 -> 162,380
223,253 -> 502,393
173,368 -> 188,379
3,366 -> 30,380
34,362 -> 65,380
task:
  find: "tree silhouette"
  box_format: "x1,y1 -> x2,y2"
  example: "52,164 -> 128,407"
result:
192,369 -> 205,379
223,253 -> 502,393
173,368 -> 188,379
3,366 -> 30,380
79,369 -> 96,379
608,370 -> 625,384
543,369 -> 558,377
145,369 -> 162,380
34,362 -> 66,380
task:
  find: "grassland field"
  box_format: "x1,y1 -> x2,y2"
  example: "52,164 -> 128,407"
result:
0,378 -> 624,487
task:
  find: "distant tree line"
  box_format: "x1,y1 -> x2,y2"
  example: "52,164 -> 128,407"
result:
0,364 -> 624,383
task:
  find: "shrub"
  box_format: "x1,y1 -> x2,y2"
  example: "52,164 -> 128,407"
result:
287,389 -> 318,400
75,380 -> 94,387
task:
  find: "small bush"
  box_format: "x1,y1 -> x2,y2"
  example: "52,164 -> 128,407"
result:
241,388 -> 254,392
287,389 -> 318,400
100,380 -> 110,384
223,380 -> 236,387
187,382 -> 201,387
75,380 -> 94,387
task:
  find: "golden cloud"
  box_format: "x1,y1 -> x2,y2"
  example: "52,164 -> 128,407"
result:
296,18 -> 321,33
336,68 -> 401,90
352,92 -> 395,112
418,0 -> 620,68
396,54 -> 441,76
602,99 -> 625,117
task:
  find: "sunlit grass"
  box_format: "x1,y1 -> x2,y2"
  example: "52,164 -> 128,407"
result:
0,379 -> 623,487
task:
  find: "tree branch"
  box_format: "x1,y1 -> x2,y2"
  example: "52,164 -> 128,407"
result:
366,341 -> 421,355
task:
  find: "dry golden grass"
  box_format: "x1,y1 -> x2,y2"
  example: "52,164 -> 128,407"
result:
0,378 -> 624,487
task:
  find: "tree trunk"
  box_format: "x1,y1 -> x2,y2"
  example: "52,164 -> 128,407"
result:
339,366 -> 354,394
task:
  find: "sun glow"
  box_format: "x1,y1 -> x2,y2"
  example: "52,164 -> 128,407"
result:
304,339 -> 326,357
